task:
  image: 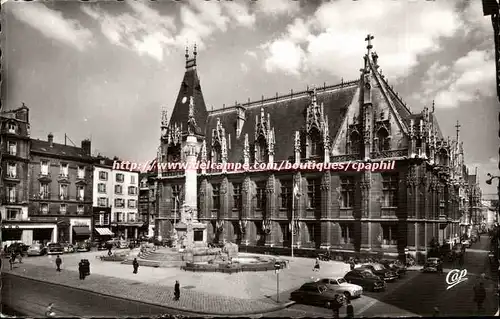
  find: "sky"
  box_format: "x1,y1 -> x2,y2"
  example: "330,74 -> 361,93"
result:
1,0 -> 499,196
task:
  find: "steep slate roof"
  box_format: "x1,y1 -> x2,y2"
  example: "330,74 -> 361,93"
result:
168,66 -> 208,135
31,139 -> 93,161
206,82 -> 358,163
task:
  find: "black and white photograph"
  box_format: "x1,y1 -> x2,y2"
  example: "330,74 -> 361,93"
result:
0,0 -> 499,317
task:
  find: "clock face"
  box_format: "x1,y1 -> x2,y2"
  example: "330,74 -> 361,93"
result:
182,96 -> 187,104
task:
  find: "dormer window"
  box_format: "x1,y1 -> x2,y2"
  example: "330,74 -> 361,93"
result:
255,136 -> 268,163
8,123 -> 17,134
349,132 -> 362,154
212,143 -> 222,163
308,128 -> 323,159
376,128 -> 390,152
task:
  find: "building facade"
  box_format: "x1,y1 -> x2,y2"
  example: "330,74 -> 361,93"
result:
152,39 -> 477,259
92,157 -> 114,240
139,171 -> 156,238
0,105 -> 34,246
28,133 -> 94,245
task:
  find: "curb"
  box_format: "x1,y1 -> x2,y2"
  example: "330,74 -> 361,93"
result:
2,272 -> 295,316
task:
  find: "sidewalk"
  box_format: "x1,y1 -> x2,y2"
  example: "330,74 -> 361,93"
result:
2,263 -> 292,316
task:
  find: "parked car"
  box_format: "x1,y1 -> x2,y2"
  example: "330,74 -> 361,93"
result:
7,243 -> 29,255
421,257 -> 443,273
76,242 -> 91,252
356,263 -> 398,281
27,243 -> 47,256
290,282 -> 346,308
96,241 -> 109,250
315,277 -> 363,299
343,269 -> 386,292
62,243 -> 75,253
379,260 -> 407,278
47,243 -> 64,255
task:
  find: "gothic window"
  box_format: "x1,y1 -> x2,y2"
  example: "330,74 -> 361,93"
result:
340,223 -> 354,244
167,145 -> 181,162
376,128 -> 390,152
307,222 -> 317,243
350,132 -> 361,154
233,183 -> 242,210
212,184 -> 220,210
340,177 -> 355,208
382,174 -> 398,207
172,185 -> 181,206
212,142 -> 222,163
280,182 -> 292,210
306,179 -> 321,209
256,182 -> 266,210
438,149 -> 449,166
382,224 -> 398,245
255,136 -> 268,163
308,128 -> 323,159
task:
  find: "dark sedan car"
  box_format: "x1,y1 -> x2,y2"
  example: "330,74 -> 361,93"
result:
290,282 -> 346,308
357,263 -> 398,281
344,269 -> 386,292
379,260 -> 407,278
7,243 -> 29,255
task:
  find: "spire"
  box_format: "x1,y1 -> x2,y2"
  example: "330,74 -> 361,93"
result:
455,120 -> 461,142
365,34 -> 374,55
185,43 -> 197,70
432,100 -> 435,113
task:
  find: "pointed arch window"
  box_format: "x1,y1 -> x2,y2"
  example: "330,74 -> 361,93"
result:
212,142 -> 222,164
350,132 -> 362,155
308,128 -> 324,159
255,136 -> 268,163
376,128 -> 390,152
438,149 -> 449,166
167,144 -> 181,162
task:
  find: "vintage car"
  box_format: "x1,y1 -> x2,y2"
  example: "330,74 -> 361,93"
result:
379,260 -> 407,278
315,277 -> 363,299
62,243 -> 75,253
343,269 -> 386,292
47,243 -> 64,255
7,243 -> 29,255
27,243 -> 47,256
356,263 -> 398,281
290,282 -> 346,308
421,257 -> 444,273
76,241 -> 91,252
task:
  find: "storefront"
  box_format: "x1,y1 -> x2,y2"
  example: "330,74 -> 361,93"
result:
1,221 -> 57,246
94,227 -> 114,241
111,222 -> 145,240
70,218 -> 91,244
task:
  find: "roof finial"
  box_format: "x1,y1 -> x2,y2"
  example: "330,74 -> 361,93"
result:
432,100 -> 435,113
194,43 -> 197,56
185,41 -> 189,61
365,34 -> 374,55
455,120 -> 461,141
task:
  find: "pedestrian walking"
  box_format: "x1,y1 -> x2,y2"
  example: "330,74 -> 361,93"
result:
174,280 -> 180,301
9,252 -> 15,270
330,294 -> 343,318
313,258 -> 320,272
133,258 -> 139,274
78,260 -> 85,280
55,255 -> 62,272
346,298 -> 354,318
473,282 -> 486,312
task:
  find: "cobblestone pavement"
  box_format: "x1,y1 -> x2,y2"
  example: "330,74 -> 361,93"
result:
3,250 -> 349,315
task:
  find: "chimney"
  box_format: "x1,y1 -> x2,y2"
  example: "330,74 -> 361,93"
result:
48,133 -> 54,147
81,139 -> 91,156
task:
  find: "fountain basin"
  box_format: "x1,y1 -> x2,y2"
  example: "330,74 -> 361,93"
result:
181,256 -> 286,273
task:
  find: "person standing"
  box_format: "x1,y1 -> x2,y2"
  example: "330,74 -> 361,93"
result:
78,260 -> 85,280
473,282 -> 486,312
133,258 -> 139,274
9,251 -> 15,270
174,280 -> 180,301
313,258 -> 320,272
330,294 -> 343,318
346,299 -> 354,318
55,255 -> 62,272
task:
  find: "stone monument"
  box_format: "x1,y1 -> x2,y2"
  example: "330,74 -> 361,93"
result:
174,97 -> 207,250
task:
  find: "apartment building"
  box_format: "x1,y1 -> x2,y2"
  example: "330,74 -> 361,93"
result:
0,104 -> 33,246
92,156 -> 141,240
28,133 -> 94,245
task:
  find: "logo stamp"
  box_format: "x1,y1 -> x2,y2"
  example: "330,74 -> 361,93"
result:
446,269 -> 468,290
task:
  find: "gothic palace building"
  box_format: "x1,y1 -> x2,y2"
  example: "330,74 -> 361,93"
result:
152,37 -> 480,258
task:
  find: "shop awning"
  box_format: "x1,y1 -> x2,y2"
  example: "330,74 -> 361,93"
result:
73,226 -> 91,236
95,227 -> 114,236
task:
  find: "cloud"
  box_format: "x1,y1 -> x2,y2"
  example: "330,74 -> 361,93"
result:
261,39 -> 306,76
244,50 -> 258,59
260,0 -> 463,79
221,1 -> 256,28
8,2 -> 93,51
81,3 -> 176,62
255,0 -> 300,16
430,50 -> 495,108
240,62 -> 249,73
